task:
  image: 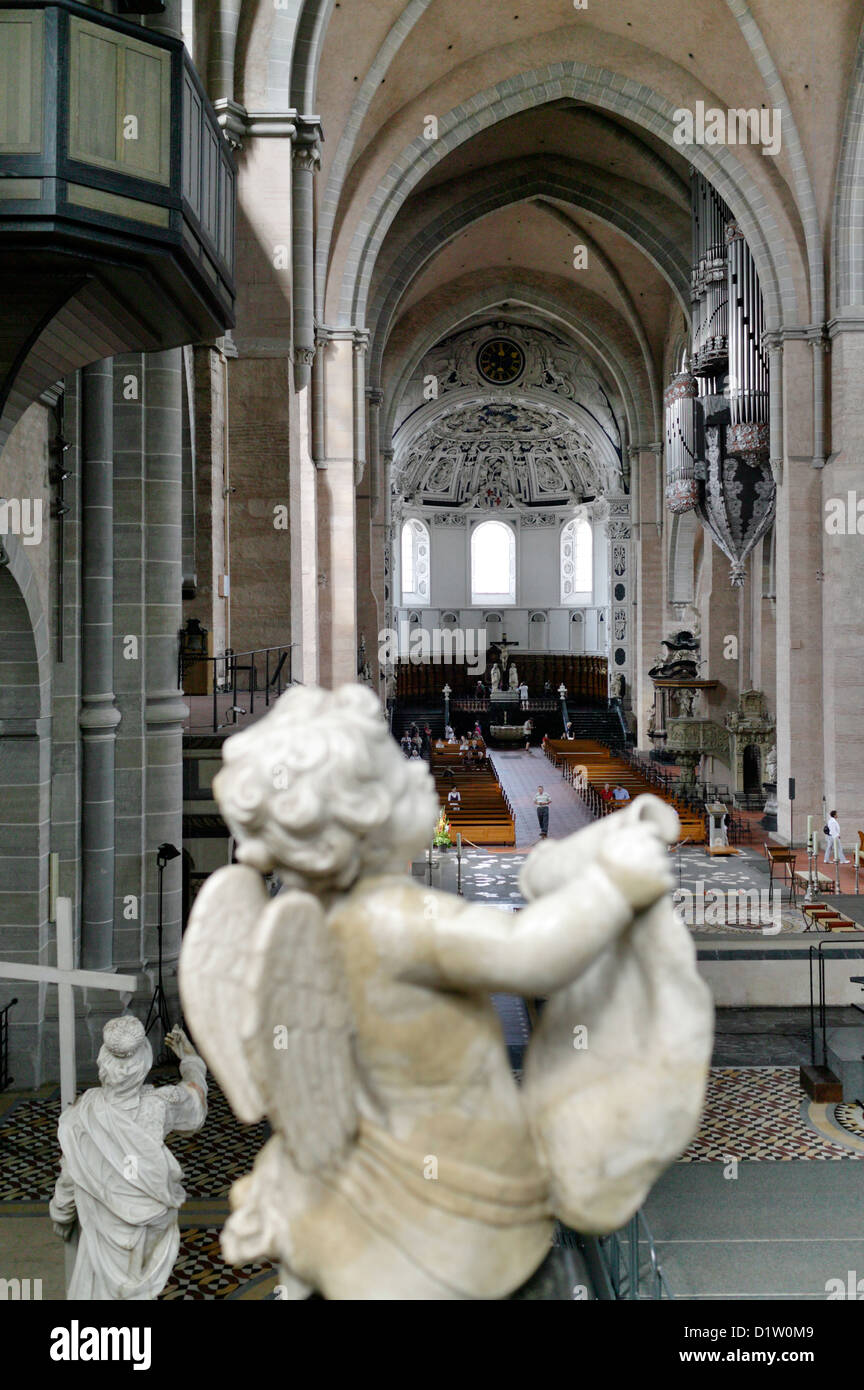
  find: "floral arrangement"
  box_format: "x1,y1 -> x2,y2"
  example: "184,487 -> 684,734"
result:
433,809 -> 453,848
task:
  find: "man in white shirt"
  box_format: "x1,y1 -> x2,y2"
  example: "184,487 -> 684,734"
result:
824,810 -> 849,864
534,785 -> 551,838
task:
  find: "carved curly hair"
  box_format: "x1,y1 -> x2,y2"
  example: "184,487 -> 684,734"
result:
213,684 -> 438,890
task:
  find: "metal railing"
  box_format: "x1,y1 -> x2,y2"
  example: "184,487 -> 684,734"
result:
593,1211 -> 674,1300
180,644 -> 296,732
0,997 -> 17,1091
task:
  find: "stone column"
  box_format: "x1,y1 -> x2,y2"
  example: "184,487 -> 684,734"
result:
143,349 -> 186,987
633,444 -> 665,746
292,120 -> 322,391
79,359 -> 120,970
822,314 -> 864,831
773,333 -> 823,840
597,496 -> 633,714
367,388 -> 388,687
316,329 -> 358,687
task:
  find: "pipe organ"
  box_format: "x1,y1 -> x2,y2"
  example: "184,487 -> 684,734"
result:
664,171 -> 775,584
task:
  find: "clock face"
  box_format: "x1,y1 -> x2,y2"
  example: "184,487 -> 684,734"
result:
477,337 -> 525,385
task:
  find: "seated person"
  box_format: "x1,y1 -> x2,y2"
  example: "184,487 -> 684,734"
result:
400,734 -> 412,756
599,782 -> 614,802
447,787 -> 462,810
612,785 -> 631,803
565,723 -> 575,741
444,724 -> 456,743
459,736 -> 470,752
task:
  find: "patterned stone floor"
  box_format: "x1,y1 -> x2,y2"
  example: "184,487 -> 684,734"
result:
682,1066 -> 864,1162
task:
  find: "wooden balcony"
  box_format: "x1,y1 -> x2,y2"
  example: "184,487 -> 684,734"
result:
0,0 -> 235,448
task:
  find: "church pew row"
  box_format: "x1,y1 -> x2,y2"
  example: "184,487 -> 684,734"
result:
544,739 -> 707,844
430,749 -> 516,845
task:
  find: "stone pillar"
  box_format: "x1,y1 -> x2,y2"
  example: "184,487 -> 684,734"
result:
143,349 -> 186,989
291,376 -> 320,685
773,333 -> 823,840
316,329 -> 358,687
699,538 -> 740,729
633,445 -> 665,746
367,388 -> 388,688
188,343 -> 228,655
597,495 -> 633,713
822,315 -> 864,831
79,359 -> 119,970
292,120 -> 322,391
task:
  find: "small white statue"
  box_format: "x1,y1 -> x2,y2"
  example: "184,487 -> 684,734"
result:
765,744 -> 777,784
180,685 -> 712,1300
50,1019 -> 207,1300
508,663 -> 519,690
490,663 -> 502,691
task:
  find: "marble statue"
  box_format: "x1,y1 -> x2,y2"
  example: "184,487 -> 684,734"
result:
765,743 -> 777,784
180,684 -> 712,1301
610,673 -> 625,700
676,688 -> 696,718
50,1018 -> 207,1300
508,663 -> 519,690
490,662 -> 502,691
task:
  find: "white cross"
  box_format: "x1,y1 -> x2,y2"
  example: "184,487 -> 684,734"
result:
0,897 -> 138,1111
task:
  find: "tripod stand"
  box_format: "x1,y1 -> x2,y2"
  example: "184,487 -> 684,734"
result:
144,843 -> 180,1045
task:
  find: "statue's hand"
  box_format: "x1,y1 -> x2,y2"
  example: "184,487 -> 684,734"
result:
597,825 -> 674,914
52,1220 -> 76,1242
164,1026 -> 197,1060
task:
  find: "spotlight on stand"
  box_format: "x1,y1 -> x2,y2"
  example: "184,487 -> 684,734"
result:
144,843 -> 181,1049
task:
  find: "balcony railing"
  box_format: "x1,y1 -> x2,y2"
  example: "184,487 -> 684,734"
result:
0,0 -> 235,447
180,645 -> 296,734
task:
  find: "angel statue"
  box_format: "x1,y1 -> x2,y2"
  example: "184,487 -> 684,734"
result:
181,684 -> 712,1301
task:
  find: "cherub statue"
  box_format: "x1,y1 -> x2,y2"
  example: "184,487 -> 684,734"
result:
180,685 -> 712,1301
50,1019 -> 207,1300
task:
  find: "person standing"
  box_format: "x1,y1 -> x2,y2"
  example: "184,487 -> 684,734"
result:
824,810 -> 850,864
534,785 -> 551,838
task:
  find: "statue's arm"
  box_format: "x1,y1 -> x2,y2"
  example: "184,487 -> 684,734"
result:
432,863 -> 634,996
49,1159 -> 78,1239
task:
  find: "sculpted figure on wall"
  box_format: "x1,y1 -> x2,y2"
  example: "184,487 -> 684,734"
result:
180,685 -> 712,1301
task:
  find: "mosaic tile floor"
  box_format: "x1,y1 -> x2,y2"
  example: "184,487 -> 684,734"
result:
682,1066 -> 864,1162
0,1083 -> 266,1202
160,1226 -> 275,1301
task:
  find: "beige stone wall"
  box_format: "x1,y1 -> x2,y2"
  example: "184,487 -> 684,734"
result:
225,356 -> 293,655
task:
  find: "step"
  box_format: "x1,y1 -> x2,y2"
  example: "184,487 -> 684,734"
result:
799,1062 -> 843,1102
825,1027 -> 864,1104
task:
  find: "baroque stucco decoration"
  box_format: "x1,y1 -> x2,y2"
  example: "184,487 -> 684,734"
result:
393,400 -> 613,510
416,322 -> 622,453
180,684 -> 712,1301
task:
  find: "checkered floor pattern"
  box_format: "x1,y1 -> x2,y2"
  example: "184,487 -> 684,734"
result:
682,1066 -> 864,1162
160,1227 -> 274,1300
0,1083 -> 267,1202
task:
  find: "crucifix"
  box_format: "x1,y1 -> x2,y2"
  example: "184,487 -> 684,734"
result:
0,897 -> 138,1113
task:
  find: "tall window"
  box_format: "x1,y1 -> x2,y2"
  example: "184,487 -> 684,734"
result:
560,516 -> 593,604
471,520 -> 515,605
401,518 -> 430,604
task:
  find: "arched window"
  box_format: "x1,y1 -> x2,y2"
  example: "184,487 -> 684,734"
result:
560,516 -> 593,604
401,518 -> 430,604
471,521 -> 515,605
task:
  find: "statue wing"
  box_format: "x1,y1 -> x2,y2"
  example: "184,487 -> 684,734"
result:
245,890 -> 358,1174
522,896 -> 713,1235
179,864 -> 270,1124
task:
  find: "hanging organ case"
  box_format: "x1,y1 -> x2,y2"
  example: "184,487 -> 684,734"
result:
664,171 -> 774,585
